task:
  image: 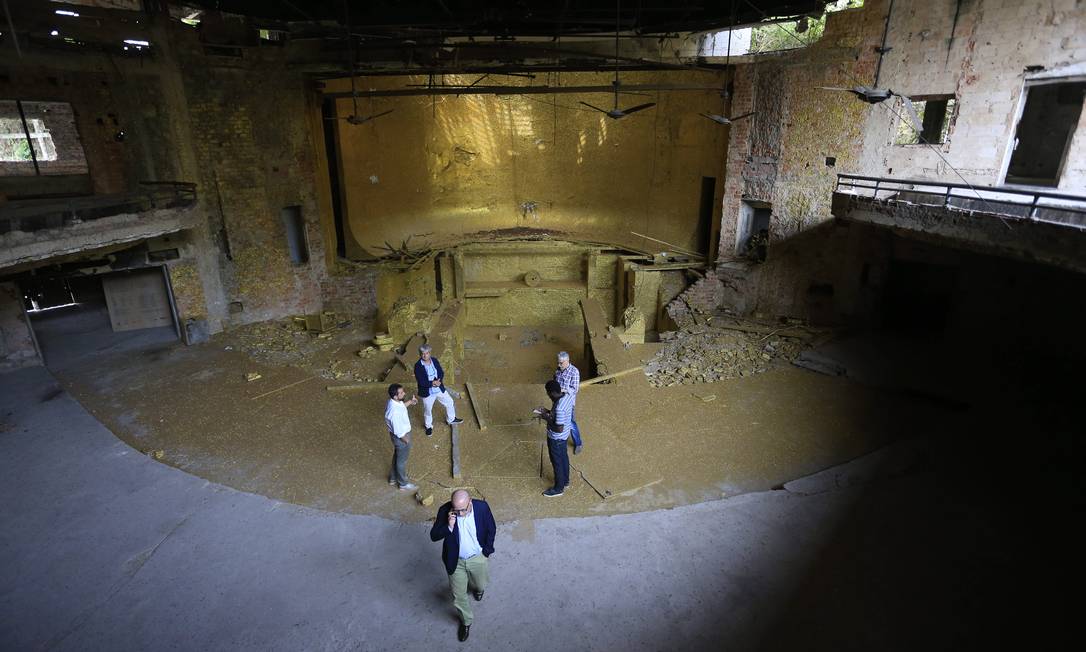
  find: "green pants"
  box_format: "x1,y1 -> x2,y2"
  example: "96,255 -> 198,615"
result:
449,554 -> 489,625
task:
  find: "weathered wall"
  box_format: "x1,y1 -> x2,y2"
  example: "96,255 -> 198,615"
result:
0,16 -> 382,338
717,0 -> 1085,324
859,0 -> 1086,191
177,34 -> 325,327
0,282 -> 39,372
0,60 -> 181,197
719,3 -> 883,262
328,70 -> 729,257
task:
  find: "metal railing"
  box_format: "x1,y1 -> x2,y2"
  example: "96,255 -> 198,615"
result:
834,174 -> 1086,230
0,182 -> 196,235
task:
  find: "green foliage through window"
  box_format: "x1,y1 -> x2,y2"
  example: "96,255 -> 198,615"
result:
749,0 -> 863,54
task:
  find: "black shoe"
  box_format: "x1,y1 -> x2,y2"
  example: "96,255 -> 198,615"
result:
425,427 -> 433,437
450,417 -> 464,425
473,590 -> 484,602
458,623 -> 470,642
542,488 -> 564,497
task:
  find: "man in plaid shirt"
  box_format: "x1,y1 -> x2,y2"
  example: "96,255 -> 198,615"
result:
554,351 -> 584,454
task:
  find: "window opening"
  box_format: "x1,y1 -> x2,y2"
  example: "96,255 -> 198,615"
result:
0,100 -> 88,175
1005,81 -> 1085,187
895,96 -> 956,145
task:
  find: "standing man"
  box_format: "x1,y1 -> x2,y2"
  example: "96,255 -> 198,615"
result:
429,489 -> 496,642
554,351 -> 584,454
384,383 -> 418,491
535,379 -> 573,497
415,344 -> 464,437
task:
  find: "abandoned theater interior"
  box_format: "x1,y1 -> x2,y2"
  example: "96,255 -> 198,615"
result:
1,0 -> 1081,649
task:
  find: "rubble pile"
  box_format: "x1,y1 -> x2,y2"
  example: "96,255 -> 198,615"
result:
224,314 -> 349,366
645,328 -> 804,386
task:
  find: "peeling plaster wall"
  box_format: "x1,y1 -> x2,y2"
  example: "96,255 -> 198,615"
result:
328,70 -> 729,257
0,282 -> 39,372
859,0 -> 1086,191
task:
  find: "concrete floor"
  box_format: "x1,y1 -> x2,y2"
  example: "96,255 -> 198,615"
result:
30,301 -> 177,370
1,363 -> 1070,650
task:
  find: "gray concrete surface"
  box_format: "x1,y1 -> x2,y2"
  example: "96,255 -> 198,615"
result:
0,366 -> 1065,651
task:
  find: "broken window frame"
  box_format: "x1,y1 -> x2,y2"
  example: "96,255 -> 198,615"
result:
893,95 -> 957,146
1001,75 -> 1086,188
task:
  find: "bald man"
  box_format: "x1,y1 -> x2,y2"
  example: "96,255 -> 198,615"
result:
429,489 -> 497,642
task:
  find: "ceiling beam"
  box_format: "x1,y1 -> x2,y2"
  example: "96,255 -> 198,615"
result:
323,83 -> 722,98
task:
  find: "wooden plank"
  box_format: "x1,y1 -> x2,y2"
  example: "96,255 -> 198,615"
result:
453,251 -> 466,299
580,365 -> 644,387
326,383 -> 388,393
464,382 -> 487,431
451,423 -> 462,479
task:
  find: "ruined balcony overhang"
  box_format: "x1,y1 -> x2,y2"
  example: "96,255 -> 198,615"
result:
831,174 -> 1086,274
0,183 -> 199,274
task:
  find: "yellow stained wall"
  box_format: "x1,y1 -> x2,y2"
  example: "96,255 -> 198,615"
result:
327,71 -> 728,257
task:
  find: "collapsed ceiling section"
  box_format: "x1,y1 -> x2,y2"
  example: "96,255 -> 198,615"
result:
181,0 -> 831,37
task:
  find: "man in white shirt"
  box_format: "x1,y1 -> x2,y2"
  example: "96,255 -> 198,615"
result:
384,383 -> 418,491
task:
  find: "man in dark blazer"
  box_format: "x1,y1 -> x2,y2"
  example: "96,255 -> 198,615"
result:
414,344 -> 463,436
429,489 -> 496,642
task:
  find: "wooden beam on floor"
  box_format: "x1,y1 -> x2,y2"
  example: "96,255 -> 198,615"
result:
464,382 -> 487,431
451,422 -> 462,480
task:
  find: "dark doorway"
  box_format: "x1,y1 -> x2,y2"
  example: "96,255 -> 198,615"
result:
322,98 -> 347,258
737,200 -> 771,261
1006,81 -> 1085,186
697,177 -> 717,256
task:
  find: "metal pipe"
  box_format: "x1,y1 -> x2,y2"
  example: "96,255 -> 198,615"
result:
323,83 -> 721,98
2,0 -> 20,58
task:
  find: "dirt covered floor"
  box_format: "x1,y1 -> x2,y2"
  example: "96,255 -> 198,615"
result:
50,318 -> 950,523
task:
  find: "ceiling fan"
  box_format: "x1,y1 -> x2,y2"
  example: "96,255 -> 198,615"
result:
818,86 -> 922,132
579,0 -> 656,120
580,94 -> 656,120
701,111 -> 755,125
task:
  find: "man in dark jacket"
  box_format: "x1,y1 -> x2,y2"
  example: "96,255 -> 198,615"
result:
429,489 -> 496,642
414,344 -> 463,437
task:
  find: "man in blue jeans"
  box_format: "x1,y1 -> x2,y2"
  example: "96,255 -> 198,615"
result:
535,380 -> 573,497
554,351 -> 583,454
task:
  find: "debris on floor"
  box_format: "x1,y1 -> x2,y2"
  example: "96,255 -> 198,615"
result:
416,491 -> 434,506
245,372 -> 262,382
373,332 -> 395,352
645,325 -> 805,386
